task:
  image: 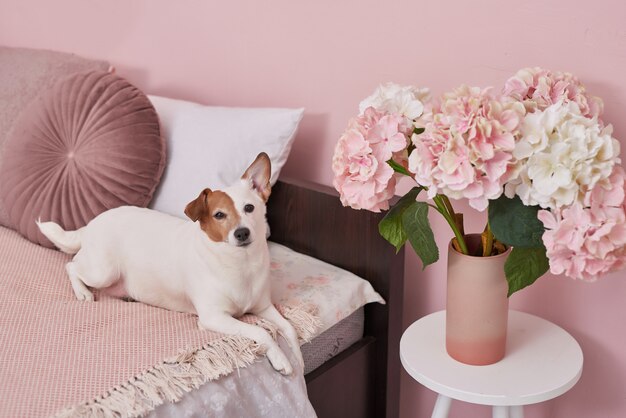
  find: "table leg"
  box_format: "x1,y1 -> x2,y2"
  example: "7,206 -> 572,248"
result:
431,394 -> 452,418
510,405 -> 524,418
492,405 -> 510,418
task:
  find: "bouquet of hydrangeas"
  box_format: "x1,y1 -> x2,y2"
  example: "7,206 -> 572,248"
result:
332,68 -> 626,296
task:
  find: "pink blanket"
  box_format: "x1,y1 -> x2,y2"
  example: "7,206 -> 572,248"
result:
0,226 -> 317,417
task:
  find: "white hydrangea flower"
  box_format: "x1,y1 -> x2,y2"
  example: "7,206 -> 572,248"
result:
505,101 -> 620,210
359,82 -> 430,120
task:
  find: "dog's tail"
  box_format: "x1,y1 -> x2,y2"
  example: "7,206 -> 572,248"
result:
36,220 -> 83,254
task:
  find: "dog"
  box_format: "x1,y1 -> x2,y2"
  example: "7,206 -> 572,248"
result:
37,152 -> 302,375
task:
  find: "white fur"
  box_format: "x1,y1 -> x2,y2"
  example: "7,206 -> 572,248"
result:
36,219 -> 83,254
38,177 -> 303,375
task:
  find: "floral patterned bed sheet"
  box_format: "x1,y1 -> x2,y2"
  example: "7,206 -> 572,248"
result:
269,242 -> 384,334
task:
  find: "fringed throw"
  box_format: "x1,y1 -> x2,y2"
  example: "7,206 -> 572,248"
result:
0,227 -> 320,418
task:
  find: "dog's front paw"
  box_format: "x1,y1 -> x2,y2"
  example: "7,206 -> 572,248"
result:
294,347 -> 305,372
286,336 -> 304,371
266,347 -> 293,375
73,287 -> 94,302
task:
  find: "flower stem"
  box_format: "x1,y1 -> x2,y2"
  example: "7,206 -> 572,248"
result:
441,195 -> 456,218
482,222 -> 494,257
433,195 -> 469,255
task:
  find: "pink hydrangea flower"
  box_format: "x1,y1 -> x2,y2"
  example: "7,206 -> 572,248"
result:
584,165 -> 626,210
408,85 -> 526,211
332,107 -> 409,212
538,166 -> 626,281
503,67 -> 603,120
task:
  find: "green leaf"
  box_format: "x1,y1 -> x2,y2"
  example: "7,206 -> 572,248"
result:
413,127 -> 425,135
504,246 -> 550,297
402,201 -> 439,269
386,159 -> 411,176
378,187 -> 423,252
488,195 -> 545,248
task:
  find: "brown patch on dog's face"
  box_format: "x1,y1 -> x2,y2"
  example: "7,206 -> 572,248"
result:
185,189 -> 241,243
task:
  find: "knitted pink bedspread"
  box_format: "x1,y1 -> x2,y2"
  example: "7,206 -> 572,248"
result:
0,226 -> 316,417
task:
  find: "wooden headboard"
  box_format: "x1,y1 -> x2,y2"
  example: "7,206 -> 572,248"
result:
267,178 -> 405,418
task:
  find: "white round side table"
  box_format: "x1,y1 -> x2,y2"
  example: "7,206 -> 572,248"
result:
400,310 -> 583,418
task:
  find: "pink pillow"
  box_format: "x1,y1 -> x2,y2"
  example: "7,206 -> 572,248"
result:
0,46 -> 110,227
0,71 -> 165,247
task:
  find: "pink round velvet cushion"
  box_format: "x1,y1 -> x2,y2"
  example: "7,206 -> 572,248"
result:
0,71 -> 165,247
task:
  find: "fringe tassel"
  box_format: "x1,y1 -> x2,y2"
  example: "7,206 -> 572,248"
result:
54,305 -> 319,418
280,304 -> 321,343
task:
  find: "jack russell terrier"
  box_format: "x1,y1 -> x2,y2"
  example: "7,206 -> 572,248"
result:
37,152 -> 302,375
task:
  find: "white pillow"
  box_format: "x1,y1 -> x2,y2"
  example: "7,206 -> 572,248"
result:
268,242 -> 385,334
148,95 -> 304,218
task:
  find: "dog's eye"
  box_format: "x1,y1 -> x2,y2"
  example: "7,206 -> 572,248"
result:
214,211 -> 226,220
244,204 -> 255,213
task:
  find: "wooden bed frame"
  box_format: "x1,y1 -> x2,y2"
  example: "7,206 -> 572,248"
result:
267,178 -> 405,418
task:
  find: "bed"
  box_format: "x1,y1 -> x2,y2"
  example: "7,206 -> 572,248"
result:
0,178 -> 404,418
0,46 -> 405,418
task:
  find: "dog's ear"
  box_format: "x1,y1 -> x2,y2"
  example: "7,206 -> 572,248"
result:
242,152 -> 272,202
185,188 -> 212,221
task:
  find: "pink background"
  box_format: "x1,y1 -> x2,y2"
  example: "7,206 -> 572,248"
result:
2,0 -> 625,416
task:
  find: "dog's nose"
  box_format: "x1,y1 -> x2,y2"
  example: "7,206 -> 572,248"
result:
234,227 -> 250,242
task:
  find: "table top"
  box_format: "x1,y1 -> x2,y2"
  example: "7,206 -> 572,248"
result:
400,310 -> 583,406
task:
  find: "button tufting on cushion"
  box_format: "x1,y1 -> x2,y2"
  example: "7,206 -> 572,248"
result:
0,71 -> 165,248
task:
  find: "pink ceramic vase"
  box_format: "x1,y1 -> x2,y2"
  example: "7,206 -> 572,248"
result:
446,234 -> 511,365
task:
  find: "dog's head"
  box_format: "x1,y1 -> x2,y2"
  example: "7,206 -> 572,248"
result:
184,152 -> 271,248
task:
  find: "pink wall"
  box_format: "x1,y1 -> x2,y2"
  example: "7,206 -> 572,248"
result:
2,1 -> 625,416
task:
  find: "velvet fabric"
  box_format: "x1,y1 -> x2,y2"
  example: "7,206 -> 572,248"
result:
0,46 -> 110,227
0,71 -> 165,247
